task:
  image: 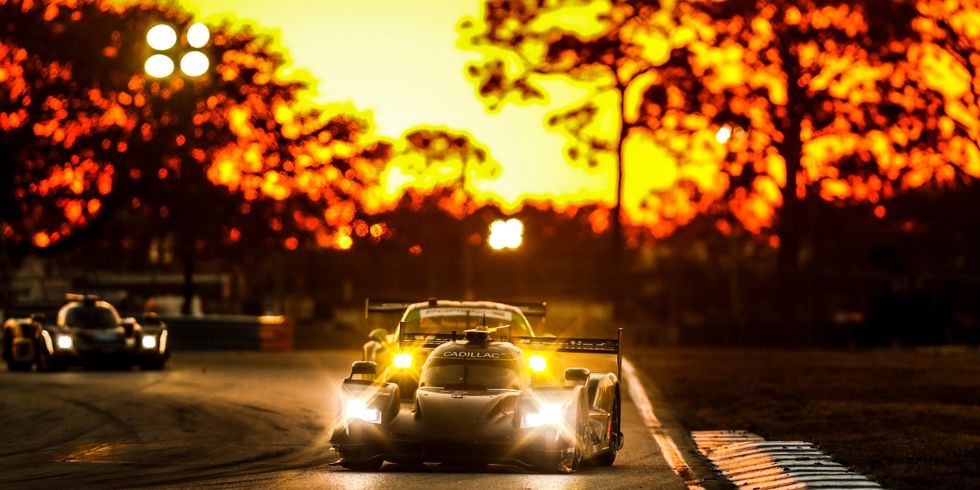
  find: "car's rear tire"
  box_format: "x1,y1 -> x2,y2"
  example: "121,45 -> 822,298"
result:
340,458 -> 384,471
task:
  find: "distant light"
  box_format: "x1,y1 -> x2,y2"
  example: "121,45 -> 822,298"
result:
144,54 -> 175,78
186,22 -> 210,48
146,24 -> 177,51
715,125 -> 733,144
488,218 -> 523,250
179,51 -> 209,77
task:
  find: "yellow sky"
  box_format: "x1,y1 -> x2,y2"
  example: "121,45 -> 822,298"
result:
178,0 -> 617,210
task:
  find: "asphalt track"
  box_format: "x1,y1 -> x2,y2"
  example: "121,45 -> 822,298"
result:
0,351 -> 686,489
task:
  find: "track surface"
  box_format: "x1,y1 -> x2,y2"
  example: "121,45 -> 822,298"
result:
0,351 -> 685,489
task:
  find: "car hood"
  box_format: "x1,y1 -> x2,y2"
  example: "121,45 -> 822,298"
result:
400,389 -> 519,440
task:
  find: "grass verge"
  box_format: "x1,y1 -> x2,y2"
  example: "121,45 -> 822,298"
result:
629,347 -> 980,489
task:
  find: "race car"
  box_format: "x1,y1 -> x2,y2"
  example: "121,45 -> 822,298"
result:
331,326 -> 623,472
1,294 -> 170,371
361,298 -> 546,399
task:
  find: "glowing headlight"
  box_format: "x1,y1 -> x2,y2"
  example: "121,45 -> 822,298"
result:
141,335 -> 158,350
521,403 -> 564,428
56,334 -> 73,350
528,354 -> 547,373
393,353 -> 412,369
345,399 -> 382,424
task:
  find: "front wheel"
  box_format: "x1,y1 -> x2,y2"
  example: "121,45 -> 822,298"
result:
340,458 -> 384,471
7,360 -> 32,372
593,393 -> 621,466
36,343 -> 65,372
141,360 -> 166,371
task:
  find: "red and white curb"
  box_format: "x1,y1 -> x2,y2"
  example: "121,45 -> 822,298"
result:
693,430 -> 881,489
621,358 -> 703,489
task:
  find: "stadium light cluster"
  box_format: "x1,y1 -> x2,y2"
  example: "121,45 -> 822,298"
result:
144,22 -> 210,78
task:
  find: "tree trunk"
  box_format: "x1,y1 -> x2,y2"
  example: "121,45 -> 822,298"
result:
611,86 -> 628,318
776,44 -> 806,343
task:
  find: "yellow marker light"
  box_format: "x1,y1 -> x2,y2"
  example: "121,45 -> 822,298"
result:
141,335 -> 157,350
144,54 -> 175,78
56,334 -> 73,350
146,24 -> 178,51
393,353 -> 413,369
179,51 -> 209,77
528,354 -> 547,373
186,22 -> 210,48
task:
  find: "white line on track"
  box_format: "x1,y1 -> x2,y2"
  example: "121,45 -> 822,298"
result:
621,358 -> 704,489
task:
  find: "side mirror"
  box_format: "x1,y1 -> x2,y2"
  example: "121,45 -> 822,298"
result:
350,361 -> 378,379
368,328 -> 389,344
564,367 -> 590,384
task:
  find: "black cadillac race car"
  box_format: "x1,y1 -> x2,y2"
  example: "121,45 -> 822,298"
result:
331,326 -> 623,472
361,298 -> 547,399
1,294 -> 170,371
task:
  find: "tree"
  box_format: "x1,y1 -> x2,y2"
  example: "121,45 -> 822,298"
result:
462,0 -> 978,333
0,0 -> 390,309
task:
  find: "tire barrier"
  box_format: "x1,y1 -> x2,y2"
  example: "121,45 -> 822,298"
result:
160,315 -> 294,351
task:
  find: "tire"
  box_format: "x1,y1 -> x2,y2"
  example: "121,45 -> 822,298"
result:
141,360 -> 166,371
36,345 -> 65,372
340,458 -> 384,471
7,361 -> 32,372
593,446 -> 617,466
593,388 -> 621,467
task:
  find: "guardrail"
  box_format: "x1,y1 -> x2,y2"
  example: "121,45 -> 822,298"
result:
159,315 -> 294,351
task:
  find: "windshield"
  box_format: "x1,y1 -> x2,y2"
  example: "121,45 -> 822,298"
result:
420,358 -> 522,391
63,306 -> 119,329
401,307 -> 531,337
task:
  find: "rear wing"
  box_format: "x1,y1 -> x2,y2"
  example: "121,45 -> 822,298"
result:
364,299 -> 415,319
513,328 -> 623,378
506,301 -> 547,320
398,332 -> 456,350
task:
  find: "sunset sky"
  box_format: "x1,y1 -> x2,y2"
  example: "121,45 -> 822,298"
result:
176,0 -> 619,212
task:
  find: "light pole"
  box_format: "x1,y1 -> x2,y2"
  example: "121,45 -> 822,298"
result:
143,21 -> 212,315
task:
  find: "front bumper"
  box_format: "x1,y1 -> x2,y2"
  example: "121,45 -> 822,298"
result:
332,423 -> 574,469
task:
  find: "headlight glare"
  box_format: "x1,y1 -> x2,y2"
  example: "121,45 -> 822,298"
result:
521,402 -> 564,428
141,335 -> 157,349
56,334 -> 73,350
345,398 -> 382,424
393,353 -> 412,369
528,354 -> 547,373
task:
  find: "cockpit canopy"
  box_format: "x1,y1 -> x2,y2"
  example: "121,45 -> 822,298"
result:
59,303 -> 121,329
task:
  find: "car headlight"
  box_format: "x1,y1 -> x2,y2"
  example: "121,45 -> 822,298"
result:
521,402 -> 564,428
56,334 -> 73,350
345,398 -> 382,424
528,354 -> 547,373
141,335 -> 157,350
393,352 -> 412,369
